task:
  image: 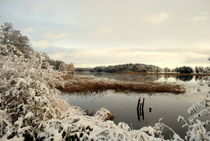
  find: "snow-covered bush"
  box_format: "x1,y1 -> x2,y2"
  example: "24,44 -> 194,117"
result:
177,75 -> 210,140
0,43 -> 69,140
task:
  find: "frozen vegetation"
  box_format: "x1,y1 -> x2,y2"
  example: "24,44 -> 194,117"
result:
0,23 -> 210,140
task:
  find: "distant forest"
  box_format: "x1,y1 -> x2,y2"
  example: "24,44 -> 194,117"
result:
76,64 -> 210,74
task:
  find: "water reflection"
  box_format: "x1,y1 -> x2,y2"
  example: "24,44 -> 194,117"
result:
137,97 -> 145,122
176,75 -> 193,81
60,91 -> 210,138
76,72 -> 161,82
76,72 -> 205,82
195,75 -> 204,81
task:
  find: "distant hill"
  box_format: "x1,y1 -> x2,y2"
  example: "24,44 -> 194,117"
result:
90,63 -> 161,73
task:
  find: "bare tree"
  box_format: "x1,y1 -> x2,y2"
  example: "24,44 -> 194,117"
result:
0,23 -> 32,58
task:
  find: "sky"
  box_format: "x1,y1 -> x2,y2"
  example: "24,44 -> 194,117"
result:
0,0 -> 210,68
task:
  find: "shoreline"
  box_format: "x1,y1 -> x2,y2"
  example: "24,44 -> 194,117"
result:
112,71 -> 210,76
76,70 -> 210,76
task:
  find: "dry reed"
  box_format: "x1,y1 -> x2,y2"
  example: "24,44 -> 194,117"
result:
57,75 -> 185,94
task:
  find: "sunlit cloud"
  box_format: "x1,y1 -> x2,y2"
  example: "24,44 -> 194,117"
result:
49,52 -> 69,60
192,16 -> 208,21
42,32 -> 73,41
33,32 -> 74,49
31,1 -> 53,11
56,44 -> 210,68
184,55 -> 209,64
33,40 -> 76,49
98,28 -> 113,34
33,40 -> 50,48
22,27 -> 34,33
145,12 -> 171,24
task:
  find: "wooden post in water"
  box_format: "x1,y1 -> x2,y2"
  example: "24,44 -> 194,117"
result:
137,97 -> 145,122
149,107 -> 152,112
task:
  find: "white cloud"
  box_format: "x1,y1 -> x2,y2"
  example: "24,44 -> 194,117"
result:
200,11 -> 208,15
33,40 -> 75,49
145,12 -> 171,24
98,27 -> 113,34
192,16 -> 208,21
49,52 -> 69,60
22,27 -> 34,33
42,32 -> 73,41
34,40 -> 50,48
33,32 -> 74,49
66,41 -> 210,68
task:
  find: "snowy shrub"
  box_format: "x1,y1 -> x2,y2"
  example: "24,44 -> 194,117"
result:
177,76 -> 210,140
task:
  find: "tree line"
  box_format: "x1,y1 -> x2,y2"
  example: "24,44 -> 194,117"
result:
90,64 -> 210,74
91,63 -> 161,73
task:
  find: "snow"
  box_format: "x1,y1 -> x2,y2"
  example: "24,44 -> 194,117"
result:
0,24 -> 210,140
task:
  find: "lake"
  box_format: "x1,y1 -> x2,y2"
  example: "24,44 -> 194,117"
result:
60,72 -> 210,139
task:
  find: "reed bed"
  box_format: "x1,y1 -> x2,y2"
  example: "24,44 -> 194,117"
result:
57,75 -> 185,94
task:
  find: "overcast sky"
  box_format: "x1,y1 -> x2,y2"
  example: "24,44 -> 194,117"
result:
0,0 -> 210,68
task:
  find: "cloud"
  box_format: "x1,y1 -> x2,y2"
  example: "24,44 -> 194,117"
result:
192,16 -> 208,21
66,41 -> 210,67
33,40 -> 75,49
32,39 -> 210,68
145,12 -> 171,24
49,52 -> 69,60
98,27 -> 113,34
33,40 -> 50,48
42,32 -> 73,41
32,1 -> 53,11
184,55 -> 209,64
33,32 -> 74,49
22,27 -> 34,33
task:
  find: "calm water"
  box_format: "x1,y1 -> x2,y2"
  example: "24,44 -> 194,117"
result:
60,72 -> 210,138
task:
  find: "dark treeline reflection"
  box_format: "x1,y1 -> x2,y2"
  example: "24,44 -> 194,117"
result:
164,75 -> 204,82
90,72 -> 161,82
76,72 -> 205,82
194,75 -> 205,81
176,75 -> 193,81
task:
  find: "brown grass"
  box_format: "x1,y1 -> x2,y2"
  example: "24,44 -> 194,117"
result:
57,75 -> 185,94
62,74 -> 75,80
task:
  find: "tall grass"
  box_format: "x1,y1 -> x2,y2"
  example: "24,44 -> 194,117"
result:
58,76 -> 185,94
